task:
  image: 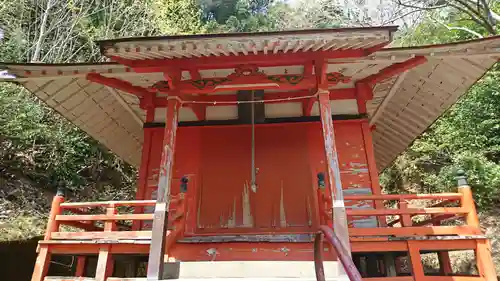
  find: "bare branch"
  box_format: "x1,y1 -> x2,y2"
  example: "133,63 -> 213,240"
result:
393,0 -> 447,11
437,20 -> 484,38
32,0 -> 54,62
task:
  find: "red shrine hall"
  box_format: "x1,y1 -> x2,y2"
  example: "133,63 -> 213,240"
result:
1,27 -> 499,281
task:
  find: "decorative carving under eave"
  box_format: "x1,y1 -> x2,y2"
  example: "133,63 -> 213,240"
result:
229,64 -> 265,78
327,72 -> 352,85
150,80 -> 170,92
267,74 -> 304,85
190,77 -> 231,89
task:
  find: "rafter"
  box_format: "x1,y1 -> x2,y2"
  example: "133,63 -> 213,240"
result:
111,48 -> 369,73
104,86 -> 143,125
359,56 -> 427,86
369,71 -> 408,126
87,73 -> 150,97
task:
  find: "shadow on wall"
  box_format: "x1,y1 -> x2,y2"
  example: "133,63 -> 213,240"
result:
0,237 -> 74,280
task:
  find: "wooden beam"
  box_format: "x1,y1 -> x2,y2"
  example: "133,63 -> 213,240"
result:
398,201 -> 413,227
476,240 -> 498,281
44,193 -> 64,240
75,256 -> 86,277
86,73 -> 150,97
133,128 -> 155,231
147,98 -> 180,280
438,251 -> 453,276
369,71 -> 408,126
344,194 -> 462,201
59,221 -> 101,231
314,60 -> 328,89
302,97 -> 316,116
413,214 -> 457,227
31,245 -> 51,281
351,241 -> 407,252
186,103 -> 206,120
358,56 -> 427,86
112,48 -> 369,72
360,120 -> 385,226
95,245 -> 113,281
318,89 -> 351,256
349,226 -> 481,236
60,200 -> 156,209
458,186 -> 480,228
152,89 -> 356,108
347,207 -> 467,216
56,214 -> 153,221
105,86 -> 143,126
407,241 -> 425,280
50,231 -> 152,240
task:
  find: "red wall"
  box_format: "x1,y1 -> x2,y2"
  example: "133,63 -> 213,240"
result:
138,120 -> 377,233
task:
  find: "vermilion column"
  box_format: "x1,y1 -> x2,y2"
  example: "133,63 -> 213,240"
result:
318,90 -> 351,256
147,98 -> 181,280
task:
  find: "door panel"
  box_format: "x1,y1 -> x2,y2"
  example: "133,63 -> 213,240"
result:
197,124 -> 314,232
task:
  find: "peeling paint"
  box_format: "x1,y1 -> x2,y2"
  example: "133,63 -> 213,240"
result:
227,197 -> 236,228
279,247 -> 290,256
280,182 -> 287,228
242,181 -> 254,227
306,196 -> 312,227
197,193 -> 202,228
206,248 -> 218,261
349,162 -> 367,168
340,167 -> 369,175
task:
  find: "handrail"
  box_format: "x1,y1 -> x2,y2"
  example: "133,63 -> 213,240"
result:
343,193 -> 462,201
60,200 -> 157,208
314,225 -> 362,281
43,192 -> 188,242
317,188 -> 474,225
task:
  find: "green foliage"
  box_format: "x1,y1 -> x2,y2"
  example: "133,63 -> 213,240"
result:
382,8 -> 500,209
155,0 -> 206,35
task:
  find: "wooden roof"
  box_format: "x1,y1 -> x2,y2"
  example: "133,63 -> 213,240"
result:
1,28 -> 499,170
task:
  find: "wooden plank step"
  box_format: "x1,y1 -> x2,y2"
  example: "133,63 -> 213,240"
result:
45,277 -> 95,281
106,277 -> 348,281
178,234 -> 314,243
163,261 -> 342,279
39,239 -> 151,245
50,231 -> 152,240
107,279 -> 347,281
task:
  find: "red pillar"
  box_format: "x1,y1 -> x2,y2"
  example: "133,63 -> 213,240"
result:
360,121 -> 386,226
132,109 -> 155,231
147,98 -> 181,280
318,90 -> 351,256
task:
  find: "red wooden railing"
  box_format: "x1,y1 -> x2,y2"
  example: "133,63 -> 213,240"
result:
316,186 -> 481,237
314,225 -> 363,281
43,192 -> 189,252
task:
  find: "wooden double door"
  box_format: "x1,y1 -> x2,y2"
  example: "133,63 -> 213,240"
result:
195,123 -> 319,233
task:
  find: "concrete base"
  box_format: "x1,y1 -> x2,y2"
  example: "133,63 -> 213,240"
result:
162,261 -> 343,279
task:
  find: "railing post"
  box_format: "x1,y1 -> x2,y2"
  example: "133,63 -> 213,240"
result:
44,185 -> 65,240
456,170 -> 498,281
75,256 -> 87,277
32,184 -> 65,281
456,169 -> 480,228
318,90 -> 351,257
95,204 -> 116,281
147,98 -> 181,280
398,201 -> 412,227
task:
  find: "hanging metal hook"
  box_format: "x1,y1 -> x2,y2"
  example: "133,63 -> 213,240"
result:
251,90 -> 258,193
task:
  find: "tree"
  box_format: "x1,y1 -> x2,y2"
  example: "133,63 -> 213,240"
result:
381,7 -> 500,209
393,0 -> 499,35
